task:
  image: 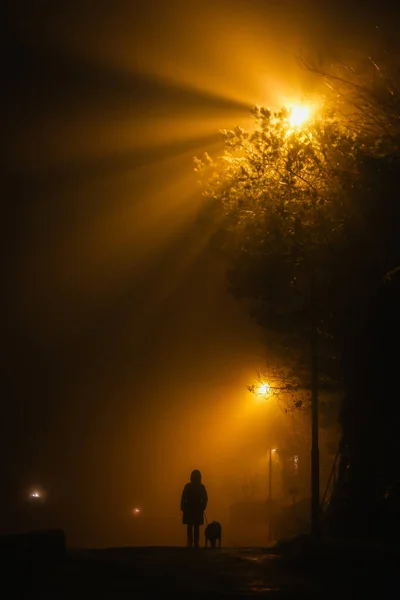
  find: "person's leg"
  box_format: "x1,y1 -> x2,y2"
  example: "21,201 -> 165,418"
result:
193,524 -> 200,547
186,524 -> 193,547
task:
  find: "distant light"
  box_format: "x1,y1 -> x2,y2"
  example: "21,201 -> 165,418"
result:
288,105 -> 310,128
28,486 -> 45,501
271,448 -> 277,454
132,507 -> 141,516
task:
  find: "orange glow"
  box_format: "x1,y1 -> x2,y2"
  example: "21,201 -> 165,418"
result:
256,382 -> 270,398
9,1 -> 343,550
288,104 -> 311,127
28,485 -> 46,500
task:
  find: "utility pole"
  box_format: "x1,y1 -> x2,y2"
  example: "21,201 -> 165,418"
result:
310,319 -> 320,536
308,260 -> 320,537
268,447 -> 272,540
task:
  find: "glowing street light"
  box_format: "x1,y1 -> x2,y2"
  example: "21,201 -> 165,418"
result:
249,377 -> 281,539
256,382 -> 270,398
288,105 -> 311,128
132,507 -> 141,517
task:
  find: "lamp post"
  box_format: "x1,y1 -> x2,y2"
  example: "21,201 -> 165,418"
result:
287,103 -> 320,535
268,447 -> 277,541
254,383 -> 275,540
253,328 -> 320,536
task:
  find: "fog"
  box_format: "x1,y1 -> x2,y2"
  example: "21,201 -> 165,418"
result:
3,0 -> 395,546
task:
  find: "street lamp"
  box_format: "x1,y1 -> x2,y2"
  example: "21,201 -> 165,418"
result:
254,382 -> 271,402
251,355 -> 320,536
251,383 -> 277,541
257,383 -> 270,396
288,105 -> 311,128
268,448 -> 277,541
287,102 -> 320,535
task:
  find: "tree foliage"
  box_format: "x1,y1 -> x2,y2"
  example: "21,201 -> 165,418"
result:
194,106 -> 360,384
247,366 -> 305,413
300,55 -> 400,156
298,55 -> 400,534
194,56 -> 400,536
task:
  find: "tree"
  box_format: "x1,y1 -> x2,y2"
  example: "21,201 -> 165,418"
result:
195,106 -> 360,534
300,55 -> 400,155
247,366 -> 304,413
300,55 -> 400,281
300,55 -> 400,537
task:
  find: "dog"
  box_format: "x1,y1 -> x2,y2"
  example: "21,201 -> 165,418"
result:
204,521 -> 222,548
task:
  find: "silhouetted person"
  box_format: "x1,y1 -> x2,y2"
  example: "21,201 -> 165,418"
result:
181,469 -> 208,547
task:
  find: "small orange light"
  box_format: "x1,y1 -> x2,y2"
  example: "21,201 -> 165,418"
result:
288,105 -> 311,127
28,485 -> 46,500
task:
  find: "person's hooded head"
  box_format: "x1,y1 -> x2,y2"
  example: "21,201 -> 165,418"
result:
190,469 -> 202,485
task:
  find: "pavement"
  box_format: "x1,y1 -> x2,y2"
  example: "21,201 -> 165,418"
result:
14,544 -> 400,598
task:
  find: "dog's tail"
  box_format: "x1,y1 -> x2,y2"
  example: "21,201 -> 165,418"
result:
204,512 -> 209,526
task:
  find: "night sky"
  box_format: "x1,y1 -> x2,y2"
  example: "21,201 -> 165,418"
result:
3,0 -> 398,545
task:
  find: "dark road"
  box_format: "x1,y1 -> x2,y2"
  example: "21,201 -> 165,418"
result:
23,544 -> 399,598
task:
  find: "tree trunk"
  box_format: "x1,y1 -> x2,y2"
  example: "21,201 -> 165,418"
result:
310,318 -> 320,535
309,263 -> 320,536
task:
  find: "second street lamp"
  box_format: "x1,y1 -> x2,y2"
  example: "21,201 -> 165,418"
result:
268,447 -> 277,541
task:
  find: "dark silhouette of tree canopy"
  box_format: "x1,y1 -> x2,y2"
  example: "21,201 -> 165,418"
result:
195,105 -> 362,532
300,55 -> 400,537
195,90 -> 400,537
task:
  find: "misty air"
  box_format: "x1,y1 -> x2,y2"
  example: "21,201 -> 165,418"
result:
3,0 -> 400,596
